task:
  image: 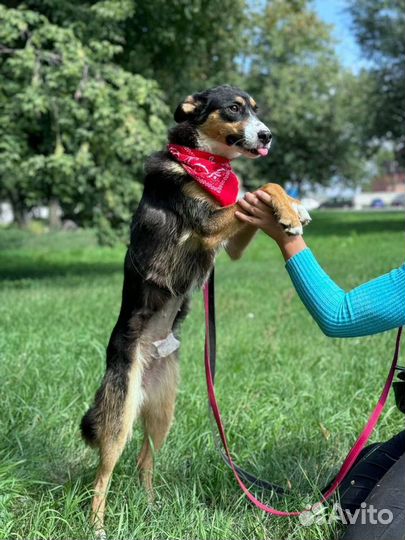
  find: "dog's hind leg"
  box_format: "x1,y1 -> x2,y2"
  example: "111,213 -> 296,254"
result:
135,296 -> 185,499
137,352 -> 179,499
92,437 -> 127,538
86,340 -> 147,537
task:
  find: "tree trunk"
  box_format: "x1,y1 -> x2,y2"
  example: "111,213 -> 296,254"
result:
10,198 -> 30,228
48,198 -> 62,230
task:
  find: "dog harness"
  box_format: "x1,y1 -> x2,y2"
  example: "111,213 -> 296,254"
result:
167,144 -> 239,206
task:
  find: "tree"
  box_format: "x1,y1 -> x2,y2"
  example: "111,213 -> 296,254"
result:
0,1 -> 251,236
1,0 -> 386,241
0,5 -> 168,241
348,0 -> 405,165
6,0 -> 249,108
235,0 -> 367,190
119,0 -> 248,107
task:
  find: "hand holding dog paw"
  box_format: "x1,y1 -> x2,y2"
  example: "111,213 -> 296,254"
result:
235,190 -> 308,261
236,192 -> 282,240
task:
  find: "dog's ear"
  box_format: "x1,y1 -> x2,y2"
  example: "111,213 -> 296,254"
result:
174,94 -> 202,123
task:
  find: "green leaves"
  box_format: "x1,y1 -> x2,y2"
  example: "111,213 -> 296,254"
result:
1,0 -> 402,238
0,4 -> 168,241
120,0 -> 248,106
241,0 -> 368,188
348,0 -> 405,162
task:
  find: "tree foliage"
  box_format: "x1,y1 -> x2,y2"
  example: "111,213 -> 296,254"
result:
0,0 -> 403,239
235,0 -> 368,188
119,0 -> 248,107
348,0 -> 405,164
0,4 -> 168,240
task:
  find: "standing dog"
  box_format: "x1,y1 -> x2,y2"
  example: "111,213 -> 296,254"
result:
81,85 -> 310,534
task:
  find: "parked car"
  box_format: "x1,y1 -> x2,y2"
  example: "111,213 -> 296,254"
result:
319,197 -> 354,209
391,194 -> 405,207
370,198 -> 385,208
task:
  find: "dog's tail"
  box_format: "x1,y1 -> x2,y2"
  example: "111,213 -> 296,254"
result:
80,407 -> 99,448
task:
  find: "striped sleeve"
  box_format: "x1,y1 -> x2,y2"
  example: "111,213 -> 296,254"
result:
285,248 -> 405,337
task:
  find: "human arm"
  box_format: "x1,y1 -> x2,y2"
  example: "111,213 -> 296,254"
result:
235,191 -> 405,337
286,248 -> 405,337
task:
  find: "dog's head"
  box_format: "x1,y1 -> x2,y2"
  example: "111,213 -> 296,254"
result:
171,85 -> 272,160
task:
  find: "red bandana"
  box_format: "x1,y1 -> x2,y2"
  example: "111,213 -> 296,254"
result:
167,144 -> 239,207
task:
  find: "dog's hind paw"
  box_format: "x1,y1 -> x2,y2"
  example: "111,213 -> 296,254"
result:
95,528 -> 107,540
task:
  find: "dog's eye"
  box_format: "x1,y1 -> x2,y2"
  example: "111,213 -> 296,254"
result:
228,104 -> 240,113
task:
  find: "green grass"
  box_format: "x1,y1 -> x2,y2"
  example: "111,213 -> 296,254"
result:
0,211 -> 404,540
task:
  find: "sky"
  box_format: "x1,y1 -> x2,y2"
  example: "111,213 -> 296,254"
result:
312,0 -> 367,72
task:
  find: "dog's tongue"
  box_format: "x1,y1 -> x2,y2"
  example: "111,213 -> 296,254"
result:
258,148 -> 268,157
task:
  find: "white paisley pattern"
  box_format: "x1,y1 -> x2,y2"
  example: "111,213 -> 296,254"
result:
167,144 -> 239,204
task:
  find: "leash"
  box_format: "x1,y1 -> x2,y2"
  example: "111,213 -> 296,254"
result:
204,267 -> 285,495
203,269 -> 402,516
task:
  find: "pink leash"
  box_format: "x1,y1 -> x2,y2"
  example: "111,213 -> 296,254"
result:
203,272 -> 402,516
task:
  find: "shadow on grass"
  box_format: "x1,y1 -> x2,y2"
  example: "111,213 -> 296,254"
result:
0,259 -> 123,282
1,213 -> 403,282
307,212 -> 404,237
0,228 -> 124,282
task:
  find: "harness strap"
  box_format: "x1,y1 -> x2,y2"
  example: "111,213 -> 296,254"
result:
203,269 -> 402,516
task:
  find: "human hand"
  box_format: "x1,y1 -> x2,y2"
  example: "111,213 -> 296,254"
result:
235,191 -> 287,242
235,190 -> 307,260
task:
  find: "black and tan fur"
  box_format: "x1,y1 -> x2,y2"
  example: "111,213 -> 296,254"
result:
80,85 -> 310,535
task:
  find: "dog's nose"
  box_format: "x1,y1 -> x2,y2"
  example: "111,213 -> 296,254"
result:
258,130 -> 272,145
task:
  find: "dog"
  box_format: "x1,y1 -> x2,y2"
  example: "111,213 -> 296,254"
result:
80,84 -> 310,535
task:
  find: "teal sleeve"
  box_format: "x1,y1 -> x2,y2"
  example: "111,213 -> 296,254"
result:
285,248 -> 405,337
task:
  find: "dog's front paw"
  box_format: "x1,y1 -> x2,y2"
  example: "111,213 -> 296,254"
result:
292,202 -> 312,227
259,183 -> 311,236
280,202 -> 311,236
278,215 -> 303,236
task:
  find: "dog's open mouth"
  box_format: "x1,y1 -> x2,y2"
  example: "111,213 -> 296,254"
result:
226,134 -> 269,157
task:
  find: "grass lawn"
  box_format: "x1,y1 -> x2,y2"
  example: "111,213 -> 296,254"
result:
0,211 -> 404,540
